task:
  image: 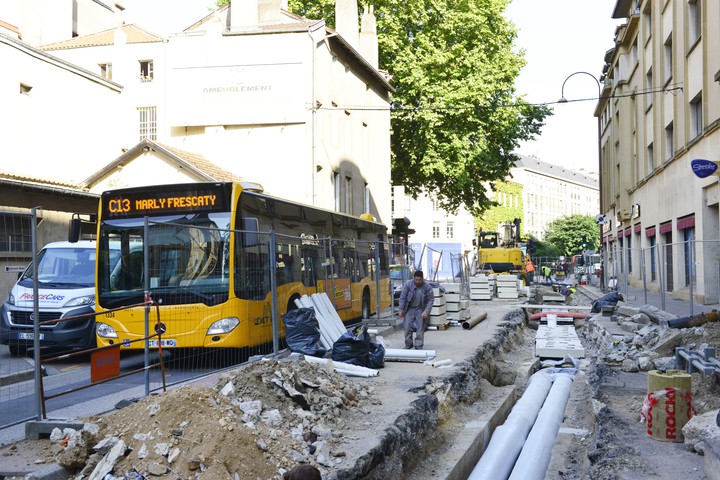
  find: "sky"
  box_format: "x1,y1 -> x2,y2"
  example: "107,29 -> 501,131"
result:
120,0 -> 622,174
505,0 -> 622,174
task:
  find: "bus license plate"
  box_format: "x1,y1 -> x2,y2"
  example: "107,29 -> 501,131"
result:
17,332 -> 44,340
148,339 -> 177,347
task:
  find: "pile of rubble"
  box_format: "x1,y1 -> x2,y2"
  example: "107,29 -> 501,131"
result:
46,358 -> 380,479
582,304 -> 720,373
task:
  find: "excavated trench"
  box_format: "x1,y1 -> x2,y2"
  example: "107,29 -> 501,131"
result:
329,309 -> 536,480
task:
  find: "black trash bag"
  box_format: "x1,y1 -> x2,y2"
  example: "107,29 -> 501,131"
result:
367,341 -> 386,369
591,291 -> 624,313
332,324 -> 371,367
282,307 -> 327,358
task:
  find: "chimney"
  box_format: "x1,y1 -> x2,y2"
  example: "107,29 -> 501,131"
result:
114,2 -> 125,27
231,0 -> 259,30
335,0 -> 359,49
359,5 -> 378,68
258,0 -> 282,24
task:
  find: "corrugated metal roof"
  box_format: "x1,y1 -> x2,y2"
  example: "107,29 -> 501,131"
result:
40,24 -> 165,50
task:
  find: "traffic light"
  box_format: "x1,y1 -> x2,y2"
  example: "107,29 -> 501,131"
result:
392,217 -> 415,235
582,234 -> 587,248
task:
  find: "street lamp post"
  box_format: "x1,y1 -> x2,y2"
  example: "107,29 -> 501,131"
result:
558,71 -> 604,288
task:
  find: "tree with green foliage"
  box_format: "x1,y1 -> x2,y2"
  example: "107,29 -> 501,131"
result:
543,214 -> 599,257
217,0 -> 549,215
527,234 -> 561,258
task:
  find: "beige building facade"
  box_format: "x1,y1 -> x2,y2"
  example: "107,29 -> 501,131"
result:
599,0 -> 720,303
511,155 -> 599,240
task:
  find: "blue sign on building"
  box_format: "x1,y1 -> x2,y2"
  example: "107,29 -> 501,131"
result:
690,159 -> 719,178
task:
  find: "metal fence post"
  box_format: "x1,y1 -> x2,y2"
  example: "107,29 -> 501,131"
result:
31,207 -> 42,420
269,230 -> 279,354
374,238 -> 381,321
689,239 -> 695,317
641,247 -> 648,305
144,216 -> 150,397
658,242 -> 666,311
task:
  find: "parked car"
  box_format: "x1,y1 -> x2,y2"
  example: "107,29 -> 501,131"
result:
0,241 -> 119,356
389,265 -> 414,306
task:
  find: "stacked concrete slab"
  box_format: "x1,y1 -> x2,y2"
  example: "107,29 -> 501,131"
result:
441,283 -> 470,322
430,287 -> 447,326
496,274 -> 519,300
535,323 -> 585,358
469,275 -> 493,301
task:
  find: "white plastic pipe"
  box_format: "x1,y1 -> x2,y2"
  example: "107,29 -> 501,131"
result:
314,293 -> 346,339
305,294 -> 339,343
468,372 -> 554,480
509,374 -> 574,480
303,354 -> 378,377
424,358 -> 452,368
294,298 -> 332,349
383,348 -> 437,361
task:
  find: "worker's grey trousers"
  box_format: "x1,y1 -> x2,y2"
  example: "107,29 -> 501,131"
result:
404,306 -> 426,349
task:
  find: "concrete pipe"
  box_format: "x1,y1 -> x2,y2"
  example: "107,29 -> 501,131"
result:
468,372 -> 554,479
462,312 -> 488,330
509,373 -> 574,480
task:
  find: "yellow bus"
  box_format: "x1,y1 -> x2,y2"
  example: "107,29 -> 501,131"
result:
87,182 -> 390,351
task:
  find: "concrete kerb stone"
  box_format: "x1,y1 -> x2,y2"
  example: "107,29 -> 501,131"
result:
25,419 -> 86,441
0,367 -> 35,387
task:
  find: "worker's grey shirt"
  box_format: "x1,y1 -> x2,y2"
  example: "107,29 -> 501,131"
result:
398,280 -> 435,315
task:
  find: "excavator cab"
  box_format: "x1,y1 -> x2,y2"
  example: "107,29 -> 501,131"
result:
479,232 -> 499,249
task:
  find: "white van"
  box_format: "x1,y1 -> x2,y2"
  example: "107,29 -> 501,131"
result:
0,241 -> 115,355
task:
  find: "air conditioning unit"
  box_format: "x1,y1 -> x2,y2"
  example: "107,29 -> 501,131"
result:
618,210 -> 631,221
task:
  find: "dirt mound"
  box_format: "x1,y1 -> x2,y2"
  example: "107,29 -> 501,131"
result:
51,358 -> 379,479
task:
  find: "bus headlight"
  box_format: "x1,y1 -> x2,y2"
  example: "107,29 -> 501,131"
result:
7,293 -> 15,305
64,295 -> 95,307
97,322 -> 118,338
207,317 -> 239,335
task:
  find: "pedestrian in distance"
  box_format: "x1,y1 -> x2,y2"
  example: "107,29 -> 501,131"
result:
398,270 -> 435,350
525,258 -> 535,285
283,464 -> 322,480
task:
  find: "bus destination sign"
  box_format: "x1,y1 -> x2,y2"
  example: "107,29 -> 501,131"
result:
102,184 -> 232,218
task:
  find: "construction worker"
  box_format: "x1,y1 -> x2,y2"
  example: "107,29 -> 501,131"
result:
398,270 -> 434,350
525,258 -> 535,285
541,264 -> 552,281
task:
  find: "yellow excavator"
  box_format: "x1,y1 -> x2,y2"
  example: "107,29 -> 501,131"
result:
474,219 -> 524,274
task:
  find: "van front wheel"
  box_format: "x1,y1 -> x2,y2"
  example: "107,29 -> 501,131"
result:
8,344 -> 25,357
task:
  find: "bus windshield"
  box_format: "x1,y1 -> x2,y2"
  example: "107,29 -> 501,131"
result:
97,212 -> 231,307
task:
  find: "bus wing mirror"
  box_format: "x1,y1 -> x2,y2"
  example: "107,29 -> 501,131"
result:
242,218 -> 259,247
68,217 -> 82,243
68,213 -> 97,243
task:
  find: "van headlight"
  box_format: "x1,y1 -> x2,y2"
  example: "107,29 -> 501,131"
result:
97,322 -> 118,338
64,295 -> 95,307
207,317 -> 239,335
7,293 -> 14,305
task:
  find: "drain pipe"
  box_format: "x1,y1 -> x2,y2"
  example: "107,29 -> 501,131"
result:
467,371 -> 554,479
509,373 -> 575,480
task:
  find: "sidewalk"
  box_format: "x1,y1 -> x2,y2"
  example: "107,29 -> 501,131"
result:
577,278 -> 719,318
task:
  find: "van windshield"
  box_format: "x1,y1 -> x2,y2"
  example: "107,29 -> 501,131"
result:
20,247 -> 111,288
